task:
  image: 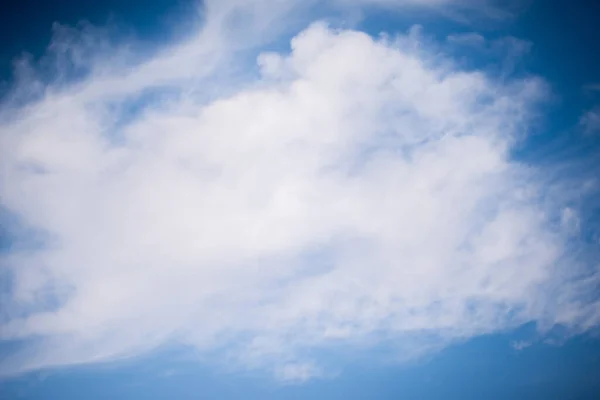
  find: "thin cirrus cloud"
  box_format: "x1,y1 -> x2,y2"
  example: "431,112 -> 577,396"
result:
0,0 -> 598,383
580,106 -> 600,135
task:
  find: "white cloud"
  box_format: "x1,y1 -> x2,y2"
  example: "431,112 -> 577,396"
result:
561,207 -> 580,235
446,32 -> 532,77
0,0 -> 598,381
274,362 -> 325,383
510,340 -> 532,351
580,106 -> 600,135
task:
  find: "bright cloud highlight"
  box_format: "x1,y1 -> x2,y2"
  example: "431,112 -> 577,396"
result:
0,0 -> 598,382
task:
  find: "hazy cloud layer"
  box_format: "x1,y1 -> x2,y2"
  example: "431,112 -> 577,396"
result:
0,0 -> 598,382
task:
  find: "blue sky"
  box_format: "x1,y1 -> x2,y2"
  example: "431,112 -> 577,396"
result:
1,1 -> 600,399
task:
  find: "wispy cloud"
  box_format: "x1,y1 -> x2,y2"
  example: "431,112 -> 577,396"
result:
446,32 -> 532,76
583,83 -> 600,93
510,340 -> 533,351
580,106 -> 600,135
0,0 -> 598,382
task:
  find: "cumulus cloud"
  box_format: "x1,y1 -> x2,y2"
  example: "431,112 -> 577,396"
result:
0,0 -> 598,381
